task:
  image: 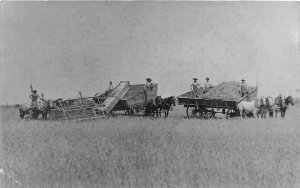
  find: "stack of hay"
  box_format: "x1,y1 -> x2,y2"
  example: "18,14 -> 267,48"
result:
202,81 -> 256,101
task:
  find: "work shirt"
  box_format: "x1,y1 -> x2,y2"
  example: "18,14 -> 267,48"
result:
144,81 -> 154,92
30,94 -> 39,102
106,84 -> 114,92
204,81 -> 212,89
190,81 -> 200,91
239,83 -> 248,92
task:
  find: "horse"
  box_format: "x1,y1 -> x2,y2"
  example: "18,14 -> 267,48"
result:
265,96 -> 274,118
155,96 -> 176,118
144,99 -> 156,117
256,97 -> 268,118
154,96 -> 163,117
28,100 -> 53,120
274,95 -> 294,118
237,100 -> 258,118
19,103 -> 32,119
38,100 -> 53,120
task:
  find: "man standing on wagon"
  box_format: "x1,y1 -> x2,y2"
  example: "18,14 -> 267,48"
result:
190,78 -> 201,97
29,90 -> 43,109
203,77 -> 213,94
239,78 -> 248,97
144,78 -> 154,101
105,81 -> 114,97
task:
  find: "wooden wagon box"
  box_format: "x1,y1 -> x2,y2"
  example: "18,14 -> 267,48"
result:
113,83 -> 158,112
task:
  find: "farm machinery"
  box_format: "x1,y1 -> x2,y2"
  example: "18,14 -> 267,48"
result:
48,81 -> 158,121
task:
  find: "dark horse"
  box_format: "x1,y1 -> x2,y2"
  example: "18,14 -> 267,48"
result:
154,96 -> 176,118
144,99 -> 156,117
256,97 -> 268,118
32,100 -> 53,120
274,95 -> 294,118
19,100 -> 52,120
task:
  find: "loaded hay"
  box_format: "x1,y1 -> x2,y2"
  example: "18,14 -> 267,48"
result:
202,81 -> 256,101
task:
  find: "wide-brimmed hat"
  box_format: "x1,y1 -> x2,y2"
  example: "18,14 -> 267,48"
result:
241,79 -> 245,81
193,78 -> 198,80
206,77 -> 209,80
33,90 -> 37,93
146,78 -> 152,82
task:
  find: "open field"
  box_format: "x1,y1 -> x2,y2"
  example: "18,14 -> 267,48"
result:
1,105 -> 300,188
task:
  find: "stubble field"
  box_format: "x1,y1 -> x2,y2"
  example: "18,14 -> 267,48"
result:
1,104 -> 300,188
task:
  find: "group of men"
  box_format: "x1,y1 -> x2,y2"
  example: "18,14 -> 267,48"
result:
190,77 -> 213,95
190,77 -> 248,97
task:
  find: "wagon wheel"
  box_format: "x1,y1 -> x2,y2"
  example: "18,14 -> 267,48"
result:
226,109 -> 237,119
194,110 -> 205,119
187,107 -> 204,118
186,107 -> 197,118
126,107 -> 134,116
204,110 -> 215,119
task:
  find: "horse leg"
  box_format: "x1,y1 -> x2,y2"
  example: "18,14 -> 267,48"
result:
239,109 -> 243,119
19,110 -> 24,119
282,108 -> 286,118
256,110 -> 259,118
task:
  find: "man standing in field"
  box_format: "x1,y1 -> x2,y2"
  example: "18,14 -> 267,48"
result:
239,79 -> 248,97
144,78 -> 154,101
190,78 -> 201,97
203,77 -> 213,94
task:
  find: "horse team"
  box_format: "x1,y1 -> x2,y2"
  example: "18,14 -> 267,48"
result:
19,94 -> 294,120
144,96 -> 176,118
242,95 -> 294,119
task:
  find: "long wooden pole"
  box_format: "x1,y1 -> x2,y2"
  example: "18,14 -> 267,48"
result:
237,88 -> 258,104
30,84 -> 33,94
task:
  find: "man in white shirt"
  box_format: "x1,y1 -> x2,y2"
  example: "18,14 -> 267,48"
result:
190,78 -> 201,96
239,79 -> 248,97
203,77 -> 213,94
144,78 -> 154,101
105,81 -> 114,97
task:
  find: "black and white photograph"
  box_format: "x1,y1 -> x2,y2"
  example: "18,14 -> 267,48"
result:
1,1 -> 300,187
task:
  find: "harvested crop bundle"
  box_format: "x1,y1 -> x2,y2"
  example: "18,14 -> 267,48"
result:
202,81 -> 256,101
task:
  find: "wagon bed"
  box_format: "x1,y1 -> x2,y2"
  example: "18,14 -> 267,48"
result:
177,87 -> 258,119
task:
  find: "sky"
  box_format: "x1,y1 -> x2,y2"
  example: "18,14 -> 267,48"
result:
1,2 -> 300,105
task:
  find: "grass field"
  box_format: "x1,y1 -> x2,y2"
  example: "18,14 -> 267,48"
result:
1,104 -> 300,188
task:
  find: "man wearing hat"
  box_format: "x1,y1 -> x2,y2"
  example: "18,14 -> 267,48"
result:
203,77 -> 213,94
105,81 -> 114,97
190,78 -> 201,96
29,90 -> 43,108
144,78 -> 154,101
239,79 -> 248,97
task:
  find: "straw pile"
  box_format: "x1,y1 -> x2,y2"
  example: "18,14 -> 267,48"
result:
202,81 -> 256,100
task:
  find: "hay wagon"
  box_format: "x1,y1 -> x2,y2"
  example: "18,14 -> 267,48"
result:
177,87 -> 258,119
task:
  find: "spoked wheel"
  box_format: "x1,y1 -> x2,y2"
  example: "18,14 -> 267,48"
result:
186,107 -> 204,118
186,107 -> 197,118
203,110 -> 215,119
226,109 -> 237,119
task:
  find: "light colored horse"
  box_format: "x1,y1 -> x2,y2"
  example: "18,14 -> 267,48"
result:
237,100 -> 258,118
